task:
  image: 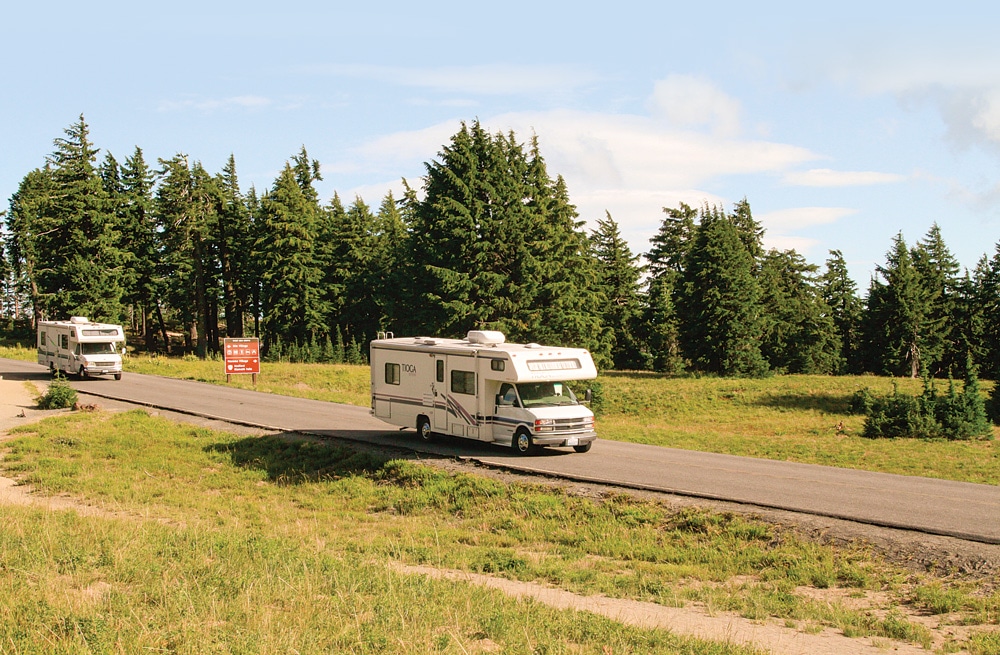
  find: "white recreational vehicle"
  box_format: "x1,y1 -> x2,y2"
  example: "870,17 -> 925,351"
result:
370,330 -> 597,454
37,317 -> 126,380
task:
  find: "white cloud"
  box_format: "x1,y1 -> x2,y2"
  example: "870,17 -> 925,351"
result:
648,74 -> 742,137
782,168 -> 906,187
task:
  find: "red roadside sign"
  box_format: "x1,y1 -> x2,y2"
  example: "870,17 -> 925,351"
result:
224,338 -> 260,375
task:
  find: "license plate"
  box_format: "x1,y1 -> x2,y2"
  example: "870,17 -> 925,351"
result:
566,437 -> 578,446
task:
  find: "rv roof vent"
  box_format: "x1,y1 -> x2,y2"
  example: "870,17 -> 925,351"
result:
466,330 -> 505,346
524,343 -> 541,349
419,338 -> 438,346
70,316 -> 90,324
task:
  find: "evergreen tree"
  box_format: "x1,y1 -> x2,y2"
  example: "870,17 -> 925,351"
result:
819,249 -> 863,373
912,223 -> 959,375
862,233 -> 933,377
118,148 -> 161,351
406,121 -> 602,354
591,212 -> 647,369
8,117 -> 124,323
676,204 -> 768,377
758,249 -> 841,374
369,191 -> 409,333
643,203 -> 698,373
521,144 -> 605,360
257,163 -> 327,351
216,155 -> 253,338
6,168 -> 56,324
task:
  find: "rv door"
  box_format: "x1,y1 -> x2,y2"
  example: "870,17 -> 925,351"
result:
432,356 -> 448,431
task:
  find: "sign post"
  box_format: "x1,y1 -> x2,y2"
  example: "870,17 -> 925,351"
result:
224,337 -> 260,386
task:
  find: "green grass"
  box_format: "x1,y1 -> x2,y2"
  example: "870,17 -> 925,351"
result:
6,410 -> 998,652
4,345 -> 999,483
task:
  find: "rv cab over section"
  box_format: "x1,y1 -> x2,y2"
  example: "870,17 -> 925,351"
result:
370,331 -> 597,454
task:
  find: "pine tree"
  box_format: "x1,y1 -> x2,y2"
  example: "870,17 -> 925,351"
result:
862,233 -> 932,377
257,163 -> 327,352
643,203 -> 698,372
522,148 -> 605,359
676,204 -> 768,377
9,117 -> 124,323
758,249 -> 841,374
912,223 -> 959,375
819,250 -> 863,374
119,148 -> 160,351
216,154 -> 253,338
591,212 -> 648,369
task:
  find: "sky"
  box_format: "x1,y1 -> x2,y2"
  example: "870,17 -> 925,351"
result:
3,1 -> 1000,288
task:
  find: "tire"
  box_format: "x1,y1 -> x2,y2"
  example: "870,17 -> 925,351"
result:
512,429 -> 534,455
573,442 -> 593,453
114,373 -> 122,381
417,416 -> 434,443
79,366 -> 88,379
49,363 -> 56,377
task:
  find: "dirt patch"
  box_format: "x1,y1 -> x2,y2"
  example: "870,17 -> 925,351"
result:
393,563 -> 933,655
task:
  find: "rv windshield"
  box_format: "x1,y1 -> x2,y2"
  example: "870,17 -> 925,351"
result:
81,342 -> 117,355
516,381 -> 579,408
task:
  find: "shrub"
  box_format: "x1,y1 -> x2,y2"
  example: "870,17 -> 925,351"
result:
37,377 -> 78,410
862,373 -> 991,440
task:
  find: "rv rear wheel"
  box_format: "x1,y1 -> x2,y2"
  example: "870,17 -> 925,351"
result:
512,429 -> 534,455
79,366 -> 88,379
417,416 -> 434,443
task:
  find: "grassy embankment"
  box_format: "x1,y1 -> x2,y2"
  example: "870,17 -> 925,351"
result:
3,409 -> 999,653
2,344 -> 998,484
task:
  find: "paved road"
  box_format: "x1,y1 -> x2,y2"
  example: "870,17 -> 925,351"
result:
3,357 -> 999,544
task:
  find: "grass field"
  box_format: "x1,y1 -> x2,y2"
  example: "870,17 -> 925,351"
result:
3,410 -> 998,653
2,344 -> 998,485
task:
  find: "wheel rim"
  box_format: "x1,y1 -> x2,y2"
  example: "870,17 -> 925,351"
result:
516,432 -> 530,452
420,421 -> 431,441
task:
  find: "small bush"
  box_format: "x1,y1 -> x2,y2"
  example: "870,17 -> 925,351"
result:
862,373 -> 991,440
38,377 -> 78,410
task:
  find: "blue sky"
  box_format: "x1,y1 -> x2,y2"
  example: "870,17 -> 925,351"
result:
4,1 -> 1000,287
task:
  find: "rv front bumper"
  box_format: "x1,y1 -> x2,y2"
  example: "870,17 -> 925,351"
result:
82,363 -> 122,376
531,431 -> 597,448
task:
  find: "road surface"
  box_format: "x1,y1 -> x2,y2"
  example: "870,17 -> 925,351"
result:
2,357 -> 998,544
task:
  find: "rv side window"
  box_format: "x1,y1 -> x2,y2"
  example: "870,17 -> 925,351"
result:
451,370 -> 475,395
60,335 -> 69,350
385,363 -> 401,385
40,332 -> 46,347
490,359 -> 505,372
436,359 -> 444,383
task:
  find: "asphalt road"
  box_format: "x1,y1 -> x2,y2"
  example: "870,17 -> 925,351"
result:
3,357 -> 999,544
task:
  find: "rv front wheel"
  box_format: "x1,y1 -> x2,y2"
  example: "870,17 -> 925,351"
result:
513,429 -> 534,455
417,416 -> 434,443
573,443 -> 592,453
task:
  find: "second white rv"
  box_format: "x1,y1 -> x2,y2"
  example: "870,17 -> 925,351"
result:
37,317 -> 126,380
370,330 -> 597,454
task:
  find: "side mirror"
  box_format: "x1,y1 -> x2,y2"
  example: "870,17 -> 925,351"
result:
583,389 -> 593,405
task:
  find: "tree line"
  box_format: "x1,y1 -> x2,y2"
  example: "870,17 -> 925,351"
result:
3,115 -> 1000,378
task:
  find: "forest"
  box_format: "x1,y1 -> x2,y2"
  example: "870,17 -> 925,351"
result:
4,115 -> 1000,379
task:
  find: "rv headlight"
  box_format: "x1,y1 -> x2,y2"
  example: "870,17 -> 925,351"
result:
534,419 -> 555,432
